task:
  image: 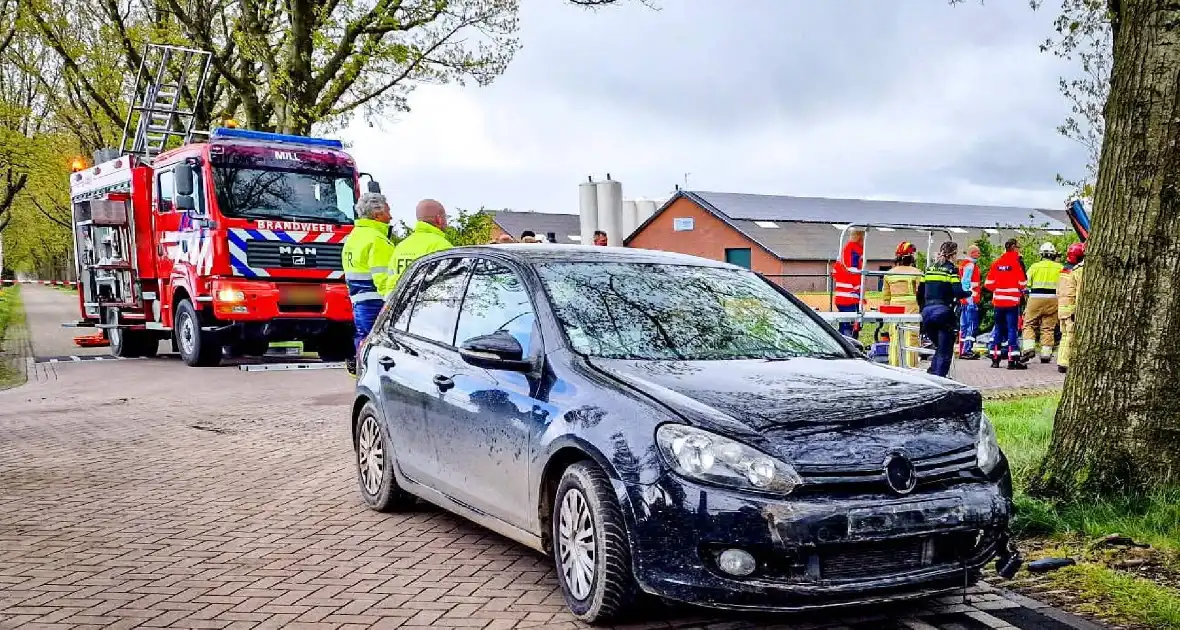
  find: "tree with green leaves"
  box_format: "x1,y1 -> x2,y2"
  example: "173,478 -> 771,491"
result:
25,0 -> 639,139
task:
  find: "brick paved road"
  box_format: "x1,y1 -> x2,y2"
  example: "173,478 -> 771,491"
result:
0,287 -> 1093,629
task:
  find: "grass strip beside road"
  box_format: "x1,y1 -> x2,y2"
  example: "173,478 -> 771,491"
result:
985,394 -> 1180,628
0,285 -> 28,388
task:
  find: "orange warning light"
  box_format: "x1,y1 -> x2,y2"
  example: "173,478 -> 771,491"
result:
223,118 -> 240,129
70,157 -> 86,172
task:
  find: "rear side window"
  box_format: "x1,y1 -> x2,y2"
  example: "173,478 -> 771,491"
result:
455,259 -> 537,355
391,264 -> 427,332
405,257 -> 473,345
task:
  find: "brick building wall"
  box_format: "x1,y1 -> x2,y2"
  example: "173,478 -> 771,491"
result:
627,197 -> 787,274
625,197 -> 895,301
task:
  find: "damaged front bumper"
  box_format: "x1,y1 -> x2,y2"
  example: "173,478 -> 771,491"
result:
624,474 -> 1014,611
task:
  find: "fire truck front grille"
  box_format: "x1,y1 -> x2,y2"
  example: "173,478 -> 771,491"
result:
244,241 -> 344,271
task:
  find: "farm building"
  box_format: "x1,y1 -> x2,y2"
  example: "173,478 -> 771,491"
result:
624,191 -> 1071,293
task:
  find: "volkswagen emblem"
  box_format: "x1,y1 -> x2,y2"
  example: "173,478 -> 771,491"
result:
884,453 -> 917,495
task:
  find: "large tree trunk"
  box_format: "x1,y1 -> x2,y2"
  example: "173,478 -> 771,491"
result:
1033,1 -> 1180,499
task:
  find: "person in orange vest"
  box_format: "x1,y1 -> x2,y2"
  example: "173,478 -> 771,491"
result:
984,239 -> 1028,370
957,245 -> 982,359
831,229 -> 865,337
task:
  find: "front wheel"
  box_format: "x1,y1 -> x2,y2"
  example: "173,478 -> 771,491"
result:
552,462 -> 637,625
174,299 -> 222,367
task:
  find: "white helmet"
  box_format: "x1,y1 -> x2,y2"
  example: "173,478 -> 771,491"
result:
1039,242 -> 1058,256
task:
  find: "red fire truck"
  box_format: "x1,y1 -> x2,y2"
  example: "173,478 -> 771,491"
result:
68,44 -> 377,367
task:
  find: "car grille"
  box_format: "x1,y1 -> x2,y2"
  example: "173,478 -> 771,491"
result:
821,537 -> 929,580
794,444 -> 979,492
760,531 -> 990,583
244,241 -> 344,271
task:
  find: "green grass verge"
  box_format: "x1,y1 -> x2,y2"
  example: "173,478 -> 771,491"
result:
985,394 -> 1180,551
0,285 -> 27,388
1044,556 -> 1180,629
985,394 -> 1180,628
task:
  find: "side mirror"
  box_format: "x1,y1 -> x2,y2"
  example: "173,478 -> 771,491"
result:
459,332 -> 532,372
174,164 -> 195,196
843,335 -> 867,355
175,195 -> 196,212
360,172 -> 381,193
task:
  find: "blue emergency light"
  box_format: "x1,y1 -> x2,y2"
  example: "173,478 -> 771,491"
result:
209,127 -> 344,149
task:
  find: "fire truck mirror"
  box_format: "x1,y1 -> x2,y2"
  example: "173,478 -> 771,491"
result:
175,194 -> 196,212
174,164 -> 195,197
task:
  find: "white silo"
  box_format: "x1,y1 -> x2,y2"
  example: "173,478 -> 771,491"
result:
596,177 -> 624,247
578,177 -> 599,244
622,199 -> 639,240
636,198 -> 658,224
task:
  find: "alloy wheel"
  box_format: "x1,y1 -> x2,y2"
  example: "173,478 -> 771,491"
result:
179,315 -> 196,355
558,488 -> 596,600
357,415 -> 384,496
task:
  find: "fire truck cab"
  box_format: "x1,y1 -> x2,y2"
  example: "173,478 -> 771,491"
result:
69,127 -> 368,366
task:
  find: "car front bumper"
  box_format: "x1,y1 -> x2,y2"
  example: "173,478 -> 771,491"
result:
623,474 -> 1012,611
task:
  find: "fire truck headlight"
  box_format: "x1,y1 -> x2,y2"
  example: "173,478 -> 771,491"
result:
217,288 -> 246,303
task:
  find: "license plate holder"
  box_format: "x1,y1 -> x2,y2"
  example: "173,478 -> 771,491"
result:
848,498 -> 967,536
279,285 -> 324,306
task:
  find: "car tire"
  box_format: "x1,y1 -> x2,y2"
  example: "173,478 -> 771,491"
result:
174,299 -> 222,367
552,462 -> 637,625
354,401 -> 416,512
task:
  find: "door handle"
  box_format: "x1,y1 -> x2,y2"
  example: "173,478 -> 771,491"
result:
378,356 -> 396,370
432,374 -> 455,392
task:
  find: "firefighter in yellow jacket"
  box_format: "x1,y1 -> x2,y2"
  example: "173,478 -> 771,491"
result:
1022,242 -> 1064,363
882,241 -> 921,367
1056,242 -> 1085,373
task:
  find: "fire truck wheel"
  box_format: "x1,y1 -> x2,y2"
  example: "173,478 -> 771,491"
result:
107,325 -> 142,359
175,299 -> 222,367
354,401 -> 416,512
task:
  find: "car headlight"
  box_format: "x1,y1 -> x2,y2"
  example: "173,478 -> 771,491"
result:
656,424 -> 802,494
976,413 -> 1002,474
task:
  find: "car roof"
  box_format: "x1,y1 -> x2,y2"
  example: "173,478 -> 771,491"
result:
451,244 -> 738,269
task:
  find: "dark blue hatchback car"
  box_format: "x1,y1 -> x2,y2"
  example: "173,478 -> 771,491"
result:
352,245 -> 1017,624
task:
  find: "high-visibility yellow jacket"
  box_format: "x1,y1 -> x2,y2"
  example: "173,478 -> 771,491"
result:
1057,261 -> 1084,319
1027,259 -> 1064,295
342,218 -> 396,304
391,221 -> 453,285
882,265 -> 921,312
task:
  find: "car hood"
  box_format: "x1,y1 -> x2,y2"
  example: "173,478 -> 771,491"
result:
588,357 -> 982,465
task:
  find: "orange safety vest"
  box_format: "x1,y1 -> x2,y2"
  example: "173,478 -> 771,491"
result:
831,242 -> 864,307
957,258 -> 981,305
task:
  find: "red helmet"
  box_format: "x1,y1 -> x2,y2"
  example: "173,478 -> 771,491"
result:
895,241 -> 917,258
1066,242 -> 1086,264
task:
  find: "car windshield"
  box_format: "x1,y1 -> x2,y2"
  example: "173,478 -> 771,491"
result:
536,262 -> 850,361
212,166 -> 356,224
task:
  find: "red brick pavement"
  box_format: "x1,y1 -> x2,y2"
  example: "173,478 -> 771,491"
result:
0,358 -> 1089,630
951,356 -> 1065,393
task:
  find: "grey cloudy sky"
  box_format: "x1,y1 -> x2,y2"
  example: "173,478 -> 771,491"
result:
339,0 -> 1085,225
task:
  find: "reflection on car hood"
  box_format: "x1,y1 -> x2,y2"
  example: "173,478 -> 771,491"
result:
588,357 -> 982,464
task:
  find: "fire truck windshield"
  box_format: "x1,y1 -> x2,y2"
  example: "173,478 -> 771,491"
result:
212,166 -> 357,225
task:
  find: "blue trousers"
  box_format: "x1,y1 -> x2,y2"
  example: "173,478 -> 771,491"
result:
352,300 -> 383,351
959,303 -> 980,354
991,307 -> 1021,360
921,304 -> 957,378
837,303 -> 858,337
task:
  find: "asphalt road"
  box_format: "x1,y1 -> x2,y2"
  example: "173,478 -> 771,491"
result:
0,285 -> 1098,629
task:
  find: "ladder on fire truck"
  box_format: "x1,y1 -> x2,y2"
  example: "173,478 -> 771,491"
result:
119,43 -> 213,161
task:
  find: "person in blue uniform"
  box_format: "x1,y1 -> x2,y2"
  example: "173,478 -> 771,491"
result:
917,241 -> 972,378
